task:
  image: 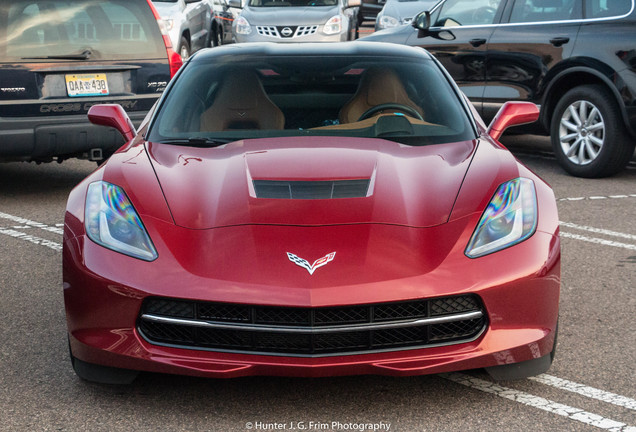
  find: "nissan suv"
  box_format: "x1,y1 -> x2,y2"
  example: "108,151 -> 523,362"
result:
0,0 -> 182,164
362,0 -> 636,177
231,0 -> 361,43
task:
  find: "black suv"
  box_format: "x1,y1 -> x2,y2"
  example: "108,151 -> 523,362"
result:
362,0 -> 636,177
0,0 -> 182,164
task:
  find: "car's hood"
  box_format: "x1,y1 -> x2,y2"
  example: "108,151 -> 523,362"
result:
359,23 -> 413,43
152,2 -> 182,18
147,136 -> 477,229
242,6 -> 340,25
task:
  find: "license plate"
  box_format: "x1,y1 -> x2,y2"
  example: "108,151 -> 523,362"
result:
65,73 -> 109,97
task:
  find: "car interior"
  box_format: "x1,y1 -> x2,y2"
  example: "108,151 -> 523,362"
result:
150,57 -> 476,146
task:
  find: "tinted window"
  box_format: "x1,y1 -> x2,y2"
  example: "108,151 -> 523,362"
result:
148,55 -> 476,147
509,0 -> 583,23
432,0 -> 504,26
0,0 -> 166,62
585,0 -> 632,17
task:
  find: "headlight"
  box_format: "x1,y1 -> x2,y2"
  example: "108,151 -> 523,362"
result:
85,181 -> 158,261
235,16 -> 252,35
158,18 -> 174,32
465,178 -> 537,258
323,15 -> 342,35
377,15 -> 399,29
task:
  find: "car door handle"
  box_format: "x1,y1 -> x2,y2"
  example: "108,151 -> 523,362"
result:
549,37 -> 570,47
469,38 -> 487,47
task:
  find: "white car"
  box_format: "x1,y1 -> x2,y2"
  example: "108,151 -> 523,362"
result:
152,0 -> 213,59
231,0 -> 361,43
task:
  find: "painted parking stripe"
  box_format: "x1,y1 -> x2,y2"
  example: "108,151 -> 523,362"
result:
560,221 -> 636,241
444,373 -> 636,432
529,374 -> 636,411
0,227 -> 62,251
558,194 -> 636,202
0,211 -> 64,235
560,232 -> 636,251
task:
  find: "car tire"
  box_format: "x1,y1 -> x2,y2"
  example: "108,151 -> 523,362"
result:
68,339 -> 139,385
550,84 -> 635,178
179,36 -> 191,61
212,27 -> 223,47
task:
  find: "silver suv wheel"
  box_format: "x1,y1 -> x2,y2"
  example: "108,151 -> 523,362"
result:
550,84 -> 635,178
558,99 -> 605,166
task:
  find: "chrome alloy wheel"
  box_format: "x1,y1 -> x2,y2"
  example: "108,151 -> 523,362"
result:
558,100 -> 605,166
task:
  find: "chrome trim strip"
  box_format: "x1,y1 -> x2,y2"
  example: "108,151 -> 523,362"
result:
141,310 -> 484,334
425,0 -> 634,30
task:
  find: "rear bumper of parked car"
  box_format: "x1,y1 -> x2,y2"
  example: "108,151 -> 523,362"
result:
64,220 -> 560,379
0,110 -> 148,162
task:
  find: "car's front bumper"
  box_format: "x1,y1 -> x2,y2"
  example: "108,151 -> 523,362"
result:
64,211 -> 560,379
234,28 -> 349,43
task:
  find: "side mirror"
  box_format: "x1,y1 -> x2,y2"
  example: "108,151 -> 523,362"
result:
228,0 -> 242,7
88,104 -> 137,142
346,0 -> 361,8
413,10 -> 431,36
487,102 -> 539,141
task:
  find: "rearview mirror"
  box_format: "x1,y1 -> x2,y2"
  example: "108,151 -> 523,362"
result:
346,0 -> 361,7
228,0 -> 243,7
88,104 -> 137,142
487,102 -> 539,141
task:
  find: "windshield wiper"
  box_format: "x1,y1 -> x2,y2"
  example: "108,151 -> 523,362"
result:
158,137 -> 231,148
22,49 -> 93,60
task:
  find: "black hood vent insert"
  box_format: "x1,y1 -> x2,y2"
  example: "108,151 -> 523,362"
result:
253,179 -> 370,199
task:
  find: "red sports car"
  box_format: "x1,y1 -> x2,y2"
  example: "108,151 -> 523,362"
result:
63,42 -> 560,384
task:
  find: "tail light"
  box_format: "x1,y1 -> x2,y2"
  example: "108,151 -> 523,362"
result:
147,0 -> 183,78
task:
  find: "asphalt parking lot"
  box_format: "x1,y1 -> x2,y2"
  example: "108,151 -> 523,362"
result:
0,134 -> 634,432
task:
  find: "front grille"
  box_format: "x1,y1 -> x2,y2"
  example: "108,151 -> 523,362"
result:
253,179 -> 370,199
138,295 -> 487,356
255,25 -> 318,39
294,25 -> 318,37
256,26 -> 278,37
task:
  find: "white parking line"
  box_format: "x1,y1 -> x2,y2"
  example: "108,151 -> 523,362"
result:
0,211 -> 64,235
444,373 -> 636,432
560,232 -> 636,251
558,194 -> 636,202
529,374 -> 636,411
0,211 -> 64,251
560,221 -> 636,241
0,227 -> 62,251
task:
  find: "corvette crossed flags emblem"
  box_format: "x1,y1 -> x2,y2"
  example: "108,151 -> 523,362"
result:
287,252 -> 336,275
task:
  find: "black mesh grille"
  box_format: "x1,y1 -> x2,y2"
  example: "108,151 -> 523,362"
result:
138,295 -> 487,356
253,180 -> 370,199
431,296 -> 479,316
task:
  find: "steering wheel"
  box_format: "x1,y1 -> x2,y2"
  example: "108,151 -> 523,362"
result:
357,103 -> 423,121
471,6 -> 497,24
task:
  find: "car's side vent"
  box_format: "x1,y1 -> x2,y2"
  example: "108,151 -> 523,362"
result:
253,179 -> 370,199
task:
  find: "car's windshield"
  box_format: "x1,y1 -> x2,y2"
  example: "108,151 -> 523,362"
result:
248,0 -> 338,7
148,54 -> 476,146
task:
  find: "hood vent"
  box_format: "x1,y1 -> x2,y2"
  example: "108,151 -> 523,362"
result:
253,179 -> 370,199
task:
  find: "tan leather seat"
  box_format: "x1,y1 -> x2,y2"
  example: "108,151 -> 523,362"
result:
200,69 -> 285,131
339,67 -> 424,124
